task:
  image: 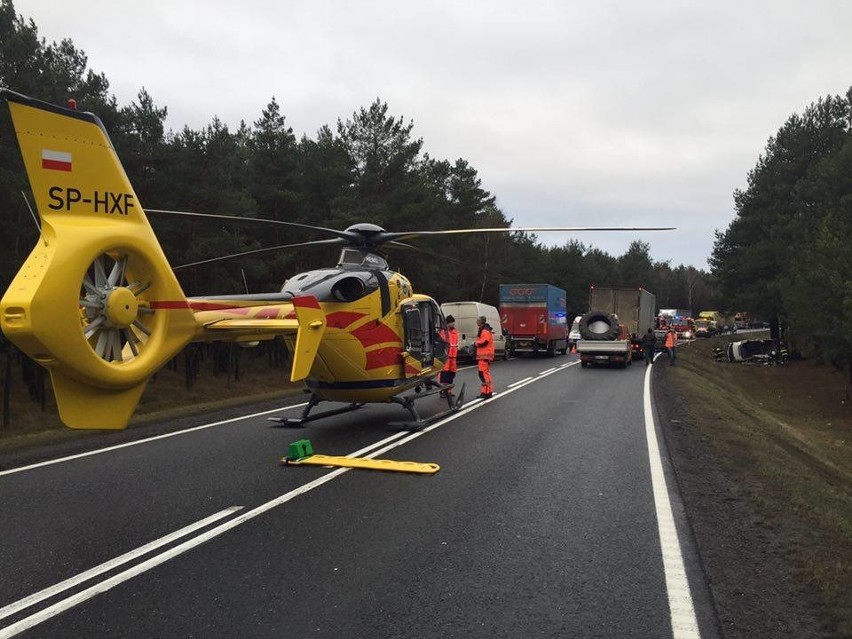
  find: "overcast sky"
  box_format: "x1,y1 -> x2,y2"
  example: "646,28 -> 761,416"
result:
13,0 -> 852,269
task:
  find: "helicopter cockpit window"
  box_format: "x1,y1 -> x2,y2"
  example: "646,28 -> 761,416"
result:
402,300 -> 445,366
404,306 -> 424,355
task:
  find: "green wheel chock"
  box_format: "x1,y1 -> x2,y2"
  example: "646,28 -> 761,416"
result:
287,439 -> 314,461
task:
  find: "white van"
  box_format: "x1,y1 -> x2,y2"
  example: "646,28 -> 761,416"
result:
440,301 -> 507,361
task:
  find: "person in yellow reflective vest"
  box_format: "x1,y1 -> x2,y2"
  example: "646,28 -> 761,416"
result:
439,315 -> 459,397
475,315 -> 494,399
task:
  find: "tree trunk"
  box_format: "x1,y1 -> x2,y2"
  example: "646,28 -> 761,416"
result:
770,316 -> 781,341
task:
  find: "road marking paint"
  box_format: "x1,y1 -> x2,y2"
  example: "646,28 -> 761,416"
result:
0,475 -> 349,638
538,367 -> 557,375
0,403 -> 309,478
507,377 -> 533,388
0,507 -> 242,623
1,356 -> 567,479
0,363 -> 580,635
643,366 -> 701,638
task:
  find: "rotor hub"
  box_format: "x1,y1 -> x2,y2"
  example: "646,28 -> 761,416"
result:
105,287 -> 139,328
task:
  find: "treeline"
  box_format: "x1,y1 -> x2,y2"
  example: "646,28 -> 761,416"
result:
0,0 -> 717,319
711,87 -> 852,373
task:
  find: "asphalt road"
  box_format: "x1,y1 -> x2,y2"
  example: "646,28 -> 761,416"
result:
0,353 -> 720,638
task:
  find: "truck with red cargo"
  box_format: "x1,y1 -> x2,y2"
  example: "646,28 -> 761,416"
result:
498,284 -> 569,357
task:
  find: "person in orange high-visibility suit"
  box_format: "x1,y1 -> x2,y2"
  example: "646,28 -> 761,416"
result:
439,315 -> 459,397
474,315 -> 494,399
665,326 -> 678,366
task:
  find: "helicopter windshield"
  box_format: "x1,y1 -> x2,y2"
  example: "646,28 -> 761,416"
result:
337,248 -> 388,270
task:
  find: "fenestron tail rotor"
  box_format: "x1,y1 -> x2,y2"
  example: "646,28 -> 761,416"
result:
79,252 -> 155,363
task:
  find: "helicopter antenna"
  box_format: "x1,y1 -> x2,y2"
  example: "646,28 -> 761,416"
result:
21,191 -> 45,245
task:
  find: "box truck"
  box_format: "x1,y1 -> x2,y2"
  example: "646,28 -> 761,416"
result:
577,286 -> 657,367
498,284 -> 568,357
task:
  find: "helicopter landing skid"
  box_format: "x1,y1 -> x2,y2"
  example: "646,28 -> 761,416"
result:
268,394 -> 366,427
387,381 -> 466,431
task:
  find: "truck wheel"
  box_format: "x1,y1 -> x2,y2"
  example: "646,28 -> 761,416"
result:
547,341 -> 556,357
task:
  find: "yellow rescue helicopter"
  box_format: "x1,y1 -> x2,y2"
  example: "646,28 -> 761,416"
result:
0,89 -> 673,430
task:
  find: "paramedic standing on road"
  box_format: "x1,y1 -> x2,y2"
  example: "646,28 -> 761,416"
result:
475,315 -> 494,399
439,314 -> 459,397
665,327 -> 677,366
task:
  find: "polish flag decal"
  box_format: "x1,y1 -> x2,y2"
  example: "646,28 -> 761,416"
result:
41,149 -> 72,172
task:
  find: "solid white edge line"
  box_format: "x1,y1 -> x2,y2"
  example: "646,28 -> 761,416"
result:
0,362 -> 580,636
507,376 -> 533,388
0,403 -> 309,478
0,507 -> 242,623
643,365 -> 701,638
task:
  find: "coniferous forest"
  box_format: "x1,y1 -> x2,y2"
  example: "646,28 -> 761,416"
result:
1,0 -> 851,393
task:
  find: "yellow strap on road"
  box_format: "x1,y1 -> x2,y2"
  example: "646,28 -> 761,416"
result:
284,454 -> 439,474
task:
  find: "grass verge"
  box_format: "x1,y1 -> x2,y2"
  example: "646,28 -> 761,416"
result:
663,333 -> 852,638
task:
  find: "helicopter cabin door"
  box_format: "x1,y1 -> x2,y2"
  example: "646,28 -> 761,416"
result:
401,300 -> 446,378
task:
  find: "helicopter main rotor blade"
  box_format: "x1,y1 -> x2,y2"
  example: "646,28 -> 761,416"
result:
146,208 -> 361,243
173,238 -> 346,270
375,226 -> 676,243
389,241 -> 511,279
387,241 -> 418,250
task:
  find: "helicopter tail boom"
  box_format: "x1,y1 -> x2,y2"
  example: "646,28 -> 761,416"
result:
0,89 -> 324,429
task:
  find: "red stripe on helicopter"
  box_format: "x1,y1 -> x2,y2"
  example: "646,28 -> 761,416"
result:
254,307 -> 281,319
150,301 -> 250,313
405,363 -> 421,376
351,321 -> 401,348
292,296 -> 320,309
364,347 -> 402,369
325,311 -> 366,329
